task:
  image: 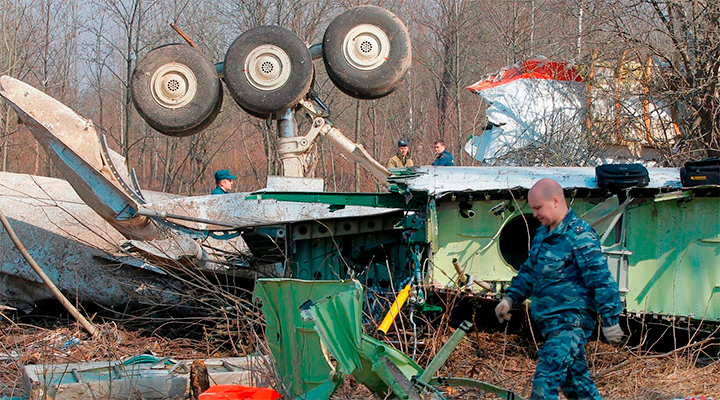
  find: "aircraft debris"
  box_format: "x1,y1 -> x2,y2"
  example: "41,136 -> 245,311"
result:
465,58 -> 680,164
253,278 -> 525,399
0,76 -> 401,312
0,171 -> 195,313
22,354 -> 271,399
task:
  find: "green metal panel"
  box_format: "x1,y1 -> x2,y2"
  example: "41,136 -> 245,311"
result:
247,191 -> 419,209
625,196 -> 720,320
299,282 -> 365,376
433,201 -> 520,286
253,279 -> 360,399
430,192 -> 720,321
299,282 -> 425,397
287,212 -> 413,286
299,280 -> 525,399
431,197 -> 603,288
256,278 -> 428,399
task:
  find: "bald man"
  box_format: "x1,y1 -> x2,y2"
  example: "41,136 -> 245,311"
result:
495,178 -> 622,399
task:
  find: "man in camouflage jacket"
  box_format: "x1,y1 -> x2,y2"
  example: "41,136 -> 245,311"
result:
495,178 -> 623,399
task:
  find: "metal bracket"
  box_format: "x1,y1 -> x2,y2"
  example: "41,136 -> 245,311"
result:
276,108 -> 326,177
274,99 -> 391,181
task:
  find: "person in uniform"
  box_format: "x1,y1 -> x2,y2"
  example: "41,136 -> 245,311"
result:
495,178 -> 623,399
387,139 -> 414,168
211,169 -> 236,194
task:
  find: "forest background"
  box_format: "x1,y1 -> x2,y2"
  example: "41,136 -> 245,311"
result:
0,0 -> 718,195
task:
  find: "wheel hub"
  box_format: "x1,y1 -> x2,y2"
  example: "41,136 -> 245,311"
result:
343,24 -> 390,71
245,45 -> 292,91
150,63 -> 197,109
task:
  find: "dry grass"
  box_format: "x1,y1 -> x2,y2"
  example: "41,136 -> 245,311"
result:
332,325 -> 720,399
2,308 -> 719,400
0,319 -> 234,398
446,329 -> 719,399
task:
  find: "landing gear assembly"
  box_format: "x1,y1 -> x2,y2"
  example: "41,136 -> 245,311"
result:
131,6 -> 411,178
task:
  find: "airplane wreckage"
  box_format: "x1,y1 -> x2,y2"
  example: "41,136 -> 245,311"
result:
1,0 -> 719,361
1,5 -> 719,398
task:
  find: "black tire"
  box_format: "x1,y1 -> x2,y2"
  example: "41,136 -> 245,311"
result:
224,26 -> 313,115
322,6 -> 411,99
239,103 -> 271,120
131,44 -> 223,137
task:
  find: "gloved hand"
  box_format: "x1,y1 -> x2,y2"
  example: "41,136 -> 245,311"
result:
495,297 -> 512,323
602,324 -> 623,344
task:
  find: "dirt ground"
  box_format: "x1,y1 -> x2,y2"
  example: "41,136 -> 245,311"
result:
2,309 -> 718,400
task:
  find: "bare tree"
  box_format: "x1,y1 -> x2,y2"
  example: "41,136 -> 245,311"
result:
413,0 -> 488,165
0,0 -> 80,175
34,0 -> 79,175
82,0 -> 162,169
0,0 -> 40,172
599,0 -> 720,159
13,0 -> 702,187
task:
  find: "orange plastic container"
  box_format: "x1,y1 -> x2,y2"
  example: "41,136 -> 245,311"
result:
198,385 -> 282,400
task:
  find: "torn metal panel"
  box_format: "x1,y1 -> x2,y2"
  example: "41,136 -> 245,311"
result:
0,76 -> 265,276
298,282 -> 424,398
253,279 -> 355,399
135,194 -> 403,276
391,166 -> 682,196
465,59 -> 679,164
260,278 -> 525,399
123,235 -> 246,275
465,60 -> 586,164
145,192 -> 402,229
0,172 -> 192,312
0,75 -> 162,241
22,355 -> 271,399
300,283 -> 365,376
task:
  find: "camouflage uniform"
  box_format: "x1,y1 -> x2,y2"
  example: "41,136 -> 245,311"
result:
505,209 -> 621,399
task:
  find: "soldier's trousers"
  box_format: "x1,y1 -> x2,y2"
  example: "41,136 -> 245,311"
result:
530,324 -> 601,399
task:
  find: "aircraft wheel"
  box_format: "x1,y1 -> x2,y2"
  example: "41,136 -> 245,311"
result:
131,44 -> 222,137
224,26 -> 313,115
239,104 -> 270,120
322,6 -> 411,99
